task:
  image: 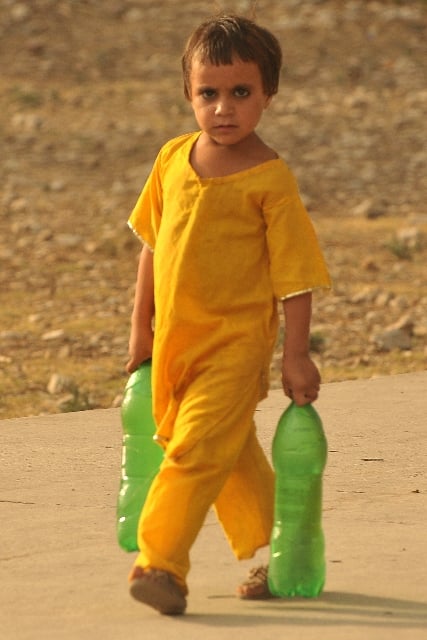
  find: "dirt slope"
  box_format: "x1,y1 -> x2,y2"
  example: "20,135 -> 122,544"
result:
0,0 -> 426,418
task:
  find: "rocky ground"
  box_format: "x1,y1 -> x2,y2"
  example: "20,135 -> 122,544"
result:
0,0 -> 426,419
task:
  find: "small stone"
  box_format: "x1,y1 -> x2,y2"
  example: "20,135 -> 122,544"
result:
387,314 -> 415,336
112,394 -> 123,408
123,8 -> 144,22
10,3 -> 31,22
58,345 -> 71,359
57,393 -> 77,412
351,286 -> 381,304
42,329 -> 66,341
389,296 -> 409,312
48,180 -> 66,192
352,198 -> 373,217
27,38 -> 45,56
11,113 -> 43,132
375,291 -> 394,307
362,257 -> 379,272
365,204 -> 388,220
47,373 -> 76,395
111,180 -> 126,194
55,234 -> 82,248
373,329 -> 412,352
9,197 -> 29,213
351,198 -> 387,219
413,324 -> 427,338
396,227 -> 422,249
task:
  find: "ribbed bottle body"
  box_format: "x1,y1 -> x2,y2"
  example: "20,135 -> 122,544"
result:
117,361 -> 163,551
268,402 -> 327,597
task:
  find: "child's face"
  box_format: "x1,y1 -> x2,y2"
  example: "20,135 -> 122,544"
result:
189,56 -> 272,147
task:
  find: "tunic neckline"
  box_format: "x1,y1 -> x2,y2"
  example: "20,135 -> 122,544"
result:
185,131 -> 283,184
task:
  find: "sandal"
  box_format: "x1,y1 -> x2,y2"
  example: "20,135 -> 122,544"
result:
129,567 -> 187,615
236,565 -> 274,600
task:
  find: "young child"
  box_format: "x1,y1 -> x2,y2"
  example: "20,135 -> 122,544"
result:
126,13 -> 331,615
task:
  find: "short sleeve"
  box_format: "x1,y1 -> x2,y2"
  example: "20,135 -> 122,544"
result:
263,167 -> 331,298
128,151 -> 163,249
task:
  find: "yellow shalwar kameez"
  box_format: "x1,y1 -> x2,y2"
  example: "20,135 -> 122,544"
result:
128,131 -> 331,592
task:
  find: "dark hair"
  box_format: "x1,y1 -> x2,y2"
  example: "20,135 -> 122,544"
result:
182,14 -> 282,100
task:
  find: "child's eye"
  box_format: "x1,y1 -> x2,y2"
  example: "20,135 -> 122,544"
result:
234,86 -> 250,97
200,88 -> 216,99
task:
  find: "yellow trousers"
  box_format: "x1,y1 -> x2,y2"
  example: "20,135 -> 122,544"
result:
133,369 -> 275,593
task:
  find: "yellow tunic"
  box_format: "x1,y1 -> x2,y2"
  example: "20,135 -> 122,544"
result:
129,131 -> 331,447
129,131 -> 331,586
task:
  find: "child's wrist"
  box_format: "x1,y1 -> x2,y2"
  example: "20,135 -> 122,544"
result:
283,347 -> 310,359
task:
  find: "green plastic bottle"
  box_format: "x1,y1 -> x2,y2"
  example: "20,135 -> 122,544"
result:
268,401 -> 327,597
117,360 -> 163,552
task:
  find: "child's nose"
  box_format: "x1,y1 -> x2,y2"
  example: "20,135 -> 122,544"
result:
215,98 -> 233,115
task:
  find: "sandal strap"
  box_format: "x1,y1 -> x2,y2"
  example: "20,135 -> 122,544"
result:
237,564 -> 272,600
246,565 -> 269,582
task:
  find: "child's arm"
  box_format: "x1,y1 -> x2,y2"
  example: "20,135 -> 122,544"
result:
281,292 -> 321,406
126,244 -> 155,373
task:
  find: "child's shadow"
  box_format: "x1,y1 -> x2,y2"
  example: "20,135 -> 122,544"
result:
180,591 -> 427,629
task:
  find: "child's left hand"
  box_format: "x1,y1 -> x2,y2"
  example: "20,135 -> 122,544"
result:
282,353 -> 321,406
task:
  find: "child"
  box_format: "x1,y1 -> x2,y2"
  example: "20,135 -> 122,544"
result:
126,13 -> 331,615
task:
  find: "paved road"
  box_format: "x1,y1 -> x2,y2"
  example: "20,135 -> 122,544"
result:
1,372 -> 426,639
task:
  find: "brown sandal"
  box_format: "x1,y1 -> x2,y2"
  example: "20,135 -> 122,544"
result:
129,567 -> 187,615
236,565 -> 274,600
